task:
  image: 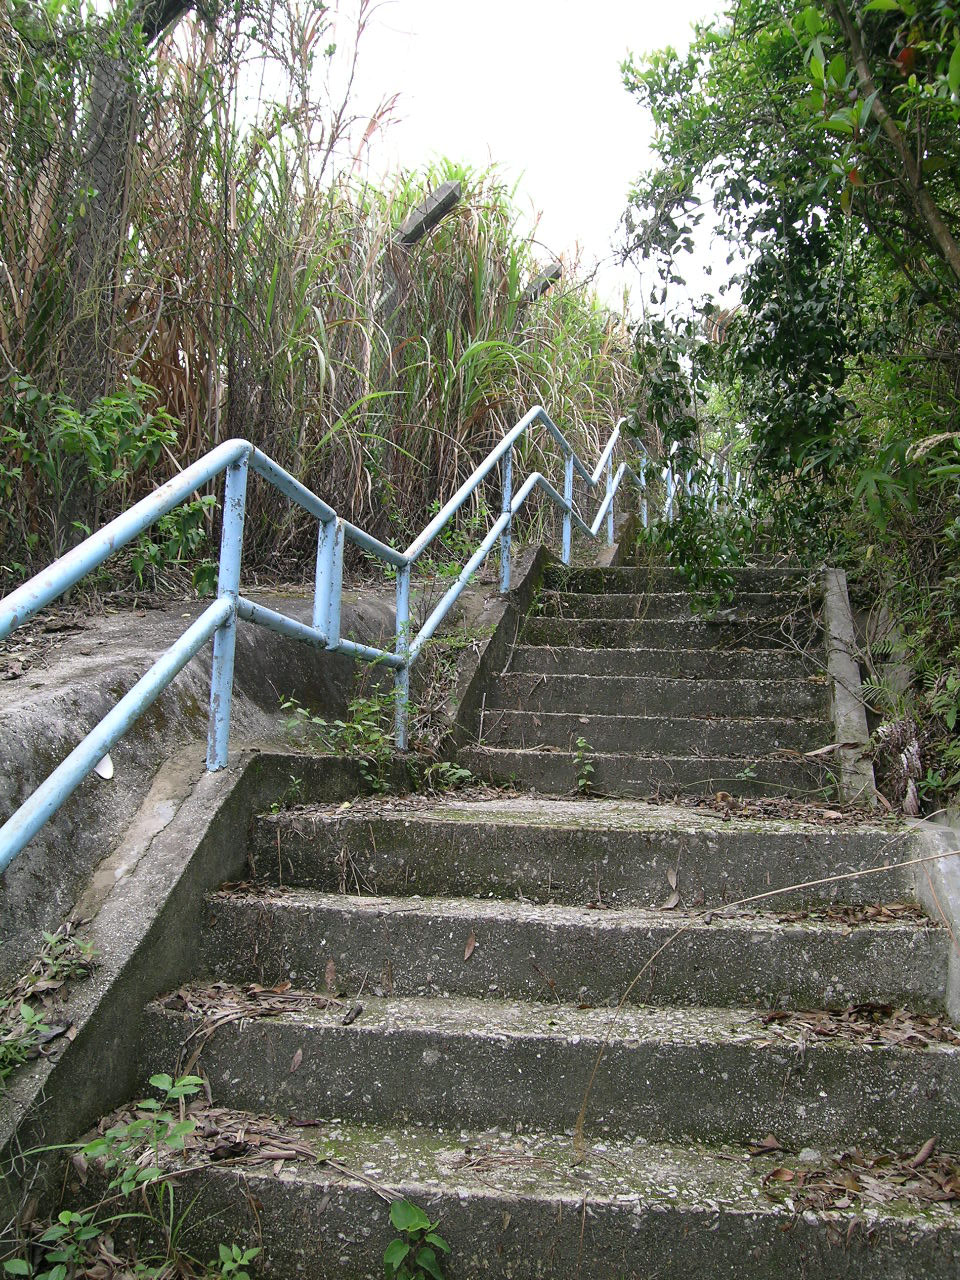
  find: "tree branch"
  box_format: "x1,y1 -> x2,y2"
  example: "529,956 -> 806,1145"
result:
827,0 -> 960,283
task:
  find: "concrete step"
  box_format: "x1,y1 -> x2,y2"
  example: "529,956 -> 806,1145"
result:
204,887 -> 948,1012
140,1116 -> 960,1278
523,616 -> 818,650
534,590 -> 799,621
144,988 -> 960,1149
250,796 -> 910,908
461,745 -> 835,801
510,644 -> 823,682
486,673 -> 830,719
543,564 -> 818,595
480,710 -> 831,757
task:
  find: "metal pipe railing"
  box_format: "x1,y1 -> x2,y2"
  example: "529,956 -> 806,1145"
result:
0,405 -> 743,874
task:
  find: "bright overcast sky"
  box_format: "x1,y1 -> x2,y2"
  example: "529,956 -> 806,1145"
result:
344,0 -> 726,312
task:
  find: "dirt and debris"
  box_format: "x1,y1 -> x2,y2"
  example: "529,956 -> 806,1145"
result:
271,781 -> 518,825
756,1003 -> 960,1049
758,1140 -> 960,1212
159,981 -> 340,1063
775,901 -> 936,927
0,608 -> 89,680
668,791 -> 901,827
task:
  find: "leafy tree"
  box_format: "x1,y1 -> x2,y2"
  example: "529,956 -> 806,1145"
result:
622,1 -> 960,806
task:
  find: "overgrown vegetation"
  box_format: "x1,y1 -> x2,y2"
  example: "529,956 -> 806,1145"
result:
0,926 -> 95,1085
3,1073 -> 261,1277
0,0 -> 636,592
621,0 -> 960,809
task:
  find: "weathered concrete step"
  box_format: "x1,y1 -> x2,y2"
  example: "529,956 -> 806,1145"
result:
152,1118 -> 960,1278
534,590 -> 799,620
486,673 -> 829,719
204,887 -> 947,1012
510,644 -> 822,682
480,710 -> 831,757
144,990 -> 960,1149
461,745 -> 834,800
543,563 -> 818,595
251,796 -> 910,907
523,616 -> 818,651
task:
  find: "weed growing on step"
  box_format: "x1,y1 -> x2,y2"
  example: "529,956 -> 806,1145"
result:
0,926 -> 95,1086
4,1073 -> 261,1278
384,1199 -> 450,1280
267,775 -> 304,814
421,761 -> 474,792
281,687 -> 399,793
573,736 -> 596,796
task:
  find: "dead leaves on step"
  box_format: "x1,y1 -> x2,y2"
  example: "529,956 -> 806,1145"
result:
669,791 -> 898,826
756,1002 -> 960,1049
160,982 -> 341,1070
759,1140 -> 960,1213
775,901 -> 935,927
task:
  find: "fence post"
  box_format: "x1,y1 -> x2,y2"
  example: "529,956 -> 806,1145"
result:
605,454 -> 615,546
206,455 -> 249,770
314,516 -> 344,645
394,563 -> 411,749
500,446 -> 513,592
562,449 -> 574,564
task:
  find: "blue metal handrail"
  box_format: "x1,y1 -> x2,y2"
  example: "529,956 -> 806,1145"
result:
0,404 -> 658,873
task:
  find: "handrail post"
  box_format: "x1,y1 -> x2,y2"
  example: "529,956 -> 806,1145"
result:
605,453 -> 615,546
639,456 -> 648,529
394,563 -> 411,749
206,456 -> 249,770
500,446 -> 513,593
562,449 -> 574,564
314,516 -> 344,646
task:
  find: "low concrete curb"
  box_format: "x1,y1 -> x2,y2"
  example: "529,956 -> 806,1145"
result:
912,816 -> 960,1022
821,568 -> 877,805
0,747 -> 399,1223
0,592 -> 394,982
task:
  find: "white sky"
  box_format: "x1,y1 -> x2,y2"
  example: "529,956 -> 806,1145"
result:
343,0 -> 727,313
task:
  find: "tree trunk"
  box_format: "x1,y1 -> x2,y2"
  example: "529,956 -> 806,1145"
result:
828,0 -> 960,285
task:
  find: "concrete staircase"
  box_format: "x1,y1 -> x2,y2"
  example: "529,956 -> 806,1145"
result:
133,562 -> 960,1275
461,563 -> 834,801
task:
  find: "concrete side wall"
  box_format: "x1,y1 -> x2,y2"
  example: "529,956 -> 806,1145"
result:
821,568 -> 876,806
913,818 -> 960,1022
0,749 -> 394,1221
0,592 -> 394,982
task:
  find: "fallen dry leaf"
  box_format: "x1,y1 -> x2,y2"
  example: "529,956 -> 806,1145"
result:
749,1134 -> 782,1155
289,1048 -> 303,1074
909,1137 -> 937,1169
661,891 -> 681,910
464,931 -> 477,961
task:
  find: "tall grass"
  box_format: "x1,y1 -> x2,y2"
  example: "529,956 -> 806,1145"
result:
0,0 -> 639,580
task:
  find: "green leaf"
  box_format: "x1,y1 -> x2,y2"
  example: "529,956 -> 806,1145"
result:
425,1233 -> 451,1253
949,40 -> 960,96
389,1199 -> 431,1234
864,0 -> 901,10
801,7 -> 824,36
3,1262 -> 31,1276
414,1246 -> 446,1280
383,1239 -> 410,1270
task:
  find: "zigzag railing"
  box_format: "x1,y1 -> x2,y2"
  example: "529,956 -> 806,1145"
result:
0,406 -> 743,873
0,409 -> 752,870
